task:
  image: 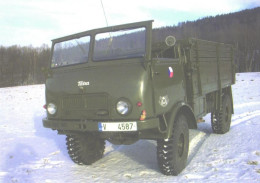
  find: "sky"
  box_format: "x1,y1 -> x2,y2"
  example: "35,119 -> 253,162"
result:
0,0 -> 259,47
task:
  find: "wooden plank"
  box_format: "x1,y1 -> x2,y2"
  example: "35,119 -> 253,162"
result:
191,49 -> 231,58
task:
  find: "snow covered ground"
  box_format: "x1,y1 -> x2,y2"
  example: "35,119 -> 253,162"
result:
0,73 -> 260,183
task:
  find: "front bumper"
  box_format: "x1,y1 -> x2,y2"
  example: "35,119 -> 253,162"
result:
42,117 -> 160,133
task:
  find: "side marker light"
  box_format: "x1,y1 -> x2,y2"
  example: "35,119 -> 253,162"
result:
140,110 -> 146,121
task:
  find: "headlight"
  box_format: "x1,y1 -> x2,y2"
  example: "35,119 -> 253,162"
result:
47,103 -> 57,115
116,100 -> 130,115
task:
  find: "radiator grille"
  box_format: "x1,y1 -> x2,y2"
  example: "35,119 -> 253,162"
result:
62,94 -> 108,110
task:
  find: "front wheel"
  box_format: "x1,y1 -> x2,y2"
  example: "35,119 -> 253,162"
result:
66,133 -> 105,165
157,114 -> 189,176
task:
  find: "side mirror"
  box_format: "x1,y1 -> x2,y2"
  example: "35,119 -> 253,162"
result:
165,36 -> 176,47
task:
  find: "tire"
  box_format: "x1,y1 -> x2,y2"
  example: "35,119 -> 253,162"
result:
66,133 -> 105,165
211,94 -> 232,134
157,114 -> 189,176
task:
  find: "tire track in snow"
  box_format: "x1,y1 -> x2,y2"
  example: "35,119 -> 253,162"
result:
187,130 -> 210,164
231,110 -> 260,127
234,101 -> 260,109
186,109 -> 260,165
102,130 -> 211,170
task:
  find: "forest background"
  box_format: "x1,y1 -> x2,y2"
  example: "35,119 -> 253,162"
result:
0,7 -> 259,87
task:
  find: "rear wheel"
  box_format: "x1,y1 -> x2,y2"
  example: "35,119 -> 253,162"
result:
157,114 -> 189,175
211,94 -> 232,134
66,133 -> 105,165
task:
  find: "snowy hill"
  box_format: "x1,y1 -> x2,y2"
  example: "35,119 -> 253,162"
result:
0,73 -> 260,182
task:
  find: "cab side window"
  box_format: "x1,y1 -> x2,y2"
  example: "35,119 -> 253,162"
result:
152,44 -> 178,59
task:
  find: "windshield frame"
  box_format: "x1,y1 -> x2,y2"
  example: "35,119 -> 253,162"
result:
50,20 -> 153,69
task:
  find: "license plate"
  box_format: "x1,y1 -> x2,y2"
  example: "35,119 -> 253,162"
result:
98,122 -> 137,132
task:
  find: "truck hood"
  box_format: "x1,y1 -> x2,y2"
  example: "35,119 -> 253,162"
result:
45,62 -> 153,120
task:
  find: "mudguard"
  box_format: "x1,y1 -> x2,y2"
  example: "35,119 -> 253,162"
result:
164,101 -> 197,139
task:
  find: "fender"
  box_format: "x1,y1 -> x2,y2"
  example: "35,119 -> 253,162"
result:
164,101 -> 197,139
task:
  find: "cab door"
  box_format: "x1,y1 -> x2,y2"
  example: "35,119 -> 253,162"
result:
151,58 -> 185,115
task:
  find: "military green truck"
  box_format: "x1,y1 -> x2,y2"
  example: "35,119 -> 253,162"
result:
42,20 -> 235,175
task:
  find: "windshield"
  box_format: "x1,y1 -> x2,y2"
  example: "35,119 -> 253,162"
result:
93,27 -> 146,61
51,36 -> 90,68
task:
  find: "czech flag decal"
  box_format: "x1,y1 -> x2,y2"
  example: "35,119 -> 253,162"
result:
168,67 -> 174,78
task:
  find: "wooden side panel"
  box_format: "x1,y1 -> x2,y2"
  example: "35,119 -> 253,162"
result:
184,38 -> 235,117
189,39 -> 234,96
